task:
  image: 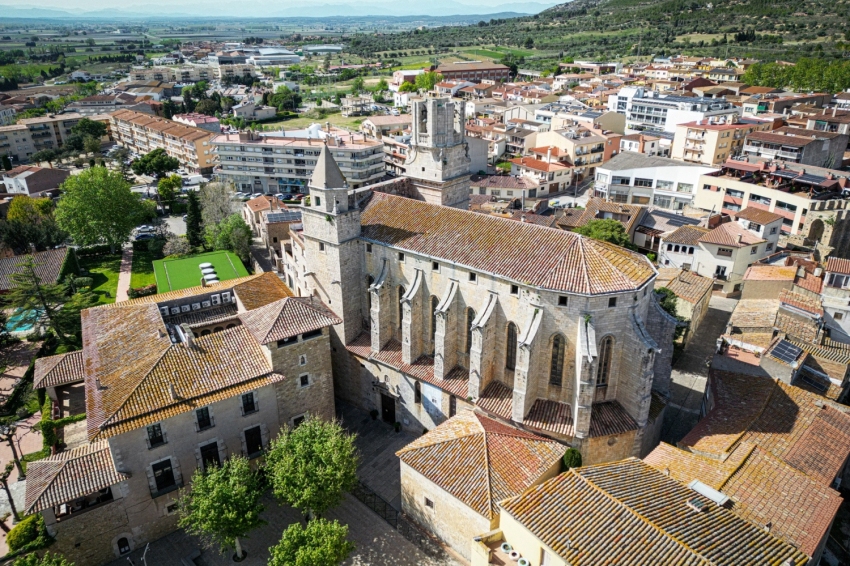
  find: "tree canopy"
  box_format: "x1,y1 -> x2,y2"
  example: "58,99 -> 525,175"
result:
131,148 -> 180,179
55,166 -> 146,253
268,518 -> 354,566
177,456 -> 265,560
573,219 -> 634,250
0,195 -> 67,254
186,190 -> 204,248
13,553 -> 74,566
157,174 -> 182,210
208,214 -> 252,265
265,416 -> 359,518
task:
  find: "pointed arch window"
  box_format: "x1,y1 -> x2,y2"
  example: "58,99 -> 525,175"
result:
465,308 -> 476,354
597,336 -> 613,387
506,323 -> 518,370
550,334 -> 565,386
430,296 -> 439,354
366,276 -> 374,312
398,286 -> 405,328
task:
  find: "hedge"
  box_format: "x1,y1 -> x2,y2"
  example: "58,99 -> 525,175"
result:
127,284 -> 157,299
6,514 -> 51,553
74,244 -> 114,258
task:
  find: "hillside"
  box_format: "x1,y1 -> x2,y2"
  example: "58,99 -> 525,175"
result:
347,0 -> 850,66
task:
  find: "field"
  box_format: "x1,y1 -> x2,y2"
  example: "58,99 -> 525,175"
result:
153,251 -> 249,292
262,113 -> 366,131
78,254 -> 122,305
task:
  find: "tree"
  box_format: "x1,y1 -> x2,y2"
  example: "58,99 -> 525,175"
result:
70,117 -> 106,139
199,181 -> 235,228
30,149 -> 57,166
350,76 -> 365,95
6,256 -> 77,344
209,214 -> 252,265
268,518 -> 354,566
195,98 -> 219,116
55,166 -> 145,253
265,416 -> 358,518
186,190 -> 204,248
157,174 -> 182,210
573,219 -> 634,249
562,447 -> 582,470
163,233 -> 192,256
414,71 -> 442,92
398,81 -> 416,93
83,135 -> 101,154
14,552 -> 75,566
655,287 -> 679,318
374,77 -> 388,92
1,155 -> 12,171
177,456 -> 265,561
0,196 -> 66,254
131,148 -> 180,180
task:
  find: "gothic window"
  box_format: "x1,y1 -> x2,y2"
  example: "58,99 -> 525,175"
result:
465,308 -> 476,354
398,286 -> 405,328
597,336 -> 613,387
506,323 -> 518,370
367,276 -> 374,312
430,296 -> 439,354
550,334 -> 565,386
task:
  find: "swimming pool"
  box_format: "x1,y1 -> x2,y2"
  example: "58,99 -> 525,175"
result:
5,309 -> 42,333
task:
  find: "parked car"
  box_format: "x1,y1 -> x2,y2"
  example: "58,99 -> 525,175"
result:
135,233 -> 155,241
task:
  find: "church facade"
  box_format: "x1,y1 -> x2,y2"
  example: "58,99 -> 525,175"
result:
284,106 -> 677,462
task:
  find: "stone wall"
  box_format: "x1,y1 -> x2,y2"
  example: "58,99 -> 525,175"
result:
268,329 -> 336,423
44,494 -> 133,566
784,199 -> 850,259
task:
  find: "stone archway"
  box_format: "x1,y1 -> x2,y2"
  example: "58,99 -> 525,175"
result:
809,218 -> 825,243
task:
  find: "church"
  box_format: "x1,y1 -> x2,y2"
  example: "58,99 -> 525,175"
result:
283,95 -> 677,463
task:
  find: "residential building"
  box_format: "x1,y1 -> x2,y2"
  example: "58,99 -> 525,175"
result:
231,101 -> 276,121
619,133 -> 662,156
1,165 -> 69,196
801,108 -> 850,136
472,458 -> 808,566
509,150 -> 572,195
390,70 -> 425,92
671,116 -> 775,165
0,112 -> 111,163
285,145 -> 678,464
172,113 -> 221,133
340,95 -> 373,117
822,257 -> 850,342
741,92 -> 832,116
65,93 -> 137,116
594,152 -> 718,209
658,224 -> 710,269
742,127 -> 848,168
654,267 -> 713,345
27,273 -> 341,565
381,135 -> 410,177
469,174 -> 539,200
694,159 -> 849,237
531,127 -> 617,181
396,411 -> 564,560
631,207 -> 702,254
242,194 -> 287,235
607,86 -> 739,133
0,103 -> 15,126
212,126 -> 384,193
360,115 -> 411,139
110,110 -> 216,174
435,62 -> 511,83
260,209 -> 303,273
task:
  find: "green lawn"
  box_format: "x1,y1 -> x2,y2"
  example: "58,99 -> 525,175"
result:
130,247 -> 158,289
78,254 -> 122,305
153,251 -> 249,292
262,113 -> 365,131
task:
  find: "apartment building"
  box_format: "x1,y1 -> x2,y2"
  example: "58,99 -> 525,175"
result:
0,112 -> 111,163
822,257 -> 850,341
742,92 -> 832,116
0,103 -> 15,126
360,115 -> 411,140
1,165 -> 70,196
27,273 -> 341,565
619,133 -> 662,157
671,116 -> 775,165
65,94 -> 138,116
694,159 -> 850,236
594,152 -> 718,210
212,126 -> 384,193
110,110 -> 216,174
509,147 -> 572,194
127,66 -> 216,83
172,113 -> 221,133
742,127 -> 848,168
531,126 -> 618,181
435,62 -> 511,83
607,86 -> 739,133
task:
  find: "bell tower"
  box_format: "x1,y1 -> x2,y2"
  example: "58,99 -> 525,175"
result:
405,94 -> 471,209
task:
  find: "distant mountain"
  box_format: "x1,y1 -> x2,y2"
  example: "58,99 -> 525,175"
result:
0,1 -> 559,19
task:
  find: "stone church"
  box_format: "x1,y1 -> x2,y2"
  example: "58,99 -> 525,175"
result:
285,96 -> 677,463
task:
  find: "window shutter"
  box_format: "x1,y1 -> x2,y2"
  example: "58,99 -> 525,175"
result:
144,464 -> 157,493
218,438 -> 228,462
254,393 -> 259,412
240,430 -> 247,457
144,430 -> 151,449
260,423 -> 270,450
194,446 -> 202,470
172,457 -> 183,486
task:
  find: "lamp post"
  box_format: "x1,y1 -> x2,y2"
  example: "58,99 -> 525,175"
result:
0,424 -> 24,481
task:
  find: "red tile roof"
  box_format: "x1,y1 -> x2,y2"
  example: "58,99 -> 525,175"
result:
360,192 -> 655,296
778,288 -> 823,316
509,156 -> 569,172
34,351 -> 85,389
826,256 -> 850,276
239,297 -> 341,344
699,222 -> 765,247
475,380 -> 512,420
735,207 -> 783,225
396,411 -> 565,519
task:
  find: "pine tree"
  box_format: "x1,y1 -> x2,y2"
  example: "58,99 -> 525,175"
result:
186,190 -> 204,249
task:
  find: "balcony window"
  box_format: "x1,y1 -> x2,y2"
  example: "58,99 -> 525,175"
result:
147,424 -> 166,448
152,459 -> 177,494
244,426 -> 263,458
242,392 -> 257,415
196,407 -> 214,431
634,178 -> 653,188
717,247 -> 733,257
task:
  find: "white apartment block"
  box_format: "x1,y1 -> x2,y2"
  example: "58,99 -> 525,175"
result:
822,257 -> 850,341
607,87 -> 739,134
594,152 -> 718,210
212,126 -> 385,194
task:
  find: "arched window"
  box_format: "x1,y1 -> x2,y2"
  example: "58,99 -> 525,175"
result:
465,308 -> 476,354
550,334 -> 565,386
118,537 -> 131,555
367,276 -> 374,312
597,336 -> 613,387
398,286 -> 405,328
506,323 -> 518,370
430,296 -> 439,354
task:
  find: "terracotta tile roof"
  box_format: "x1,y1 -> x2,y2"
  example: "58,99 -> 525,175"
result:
699,222 -> 764,248
735,207 -> 783,225
501,458 -> 808,566
239,297 -> 341,344
122,273 -> 290,308
554,207 -> 585,229
645,442 -> 843,558
574,197 -> 645,236
743,264 -> 797,282
34,351 -> 85,389
588,400 -> 638,437
746,131 -> 820,148
360,192 -> 655,296
469,175 -> 538,190
681,370 -> 850,486
826,256 -> 850,276
475,380 -> 512,420
246,195 -> 285,213
655,269 -> 713,305
524,398 -> 574,436
509,156 -> 569,172
0,248 -> 68,292
25,441 -> 128,514
794,270 -> 823,294
778,288 -> 823,316
345,333 -> 469,398
728,299 -> 779,329
396,411 -> 564,519
507,211 -> 559,228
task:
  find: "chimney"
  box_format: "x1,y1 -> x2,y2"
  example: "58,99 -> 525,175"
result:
736,233 -> 742,244
181,323 -> 194,349
95,378 -> 105,391
521,214 -> 527,222
833,107 -> 837,117
638,135 -> 646,154
169,383 -> 178,401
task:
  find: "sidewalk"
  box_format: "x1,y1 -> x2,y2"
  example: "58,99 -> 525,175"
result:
0,342 -> 39,406
114,245 -> 134,303
0,412 -> 43,556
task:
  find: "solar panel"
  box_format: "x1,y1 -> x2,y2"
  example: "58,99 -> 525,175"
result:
266,211 -> 302,222
772,340 -> 803,364
798,370 -> 829,393
771,170 -> 799,179
796,174 -> 826,185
